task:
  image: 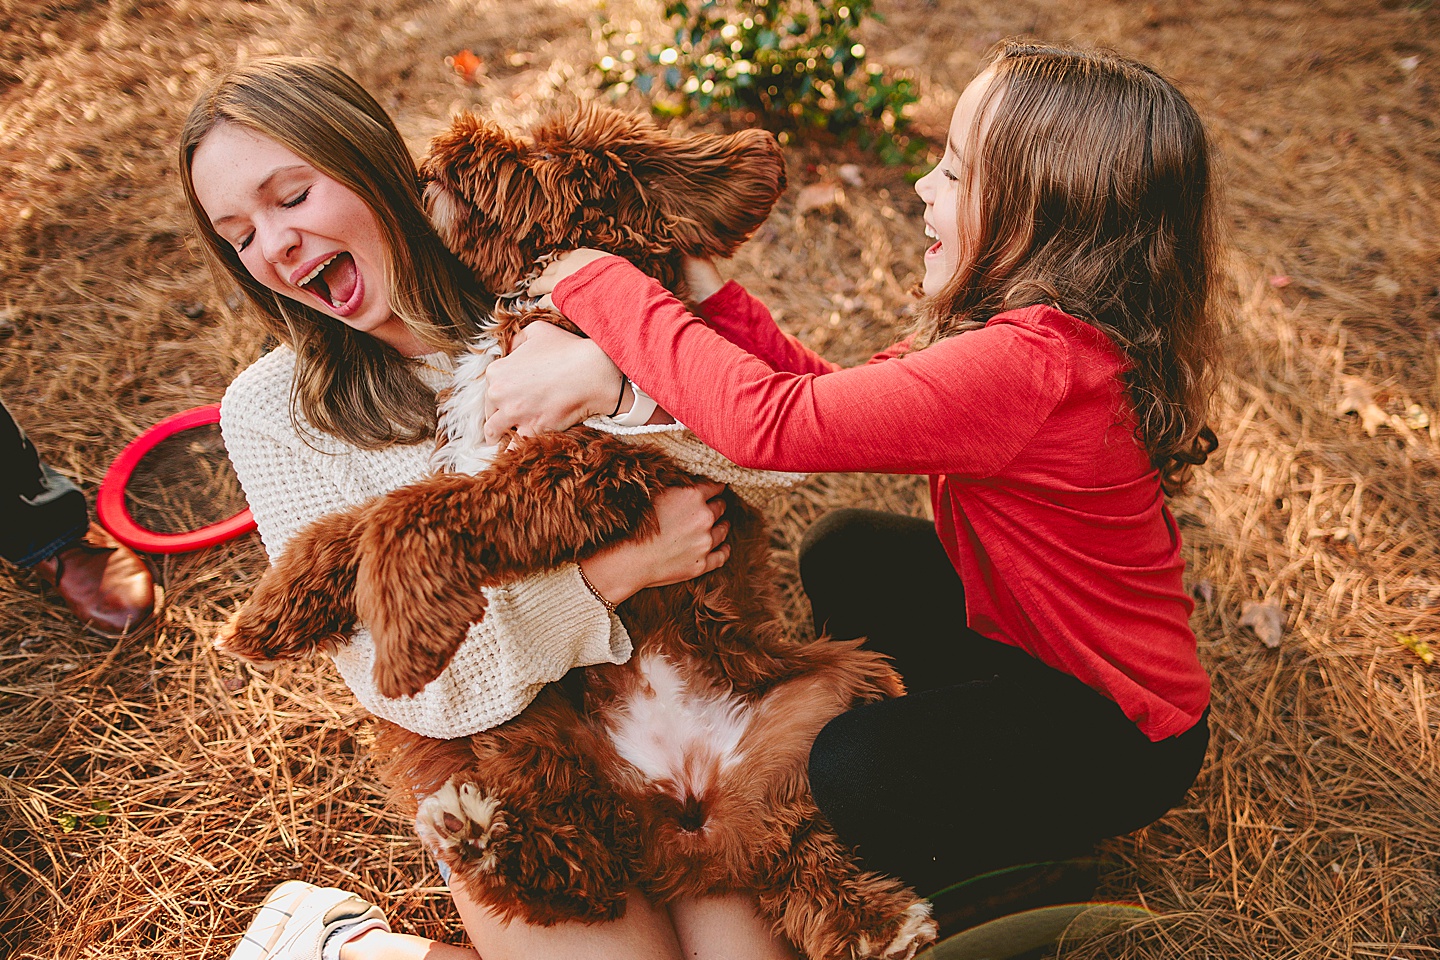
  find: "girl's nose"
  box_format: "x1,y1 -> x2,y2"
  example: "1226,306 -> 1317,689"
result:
259,222 -> 301,266
914,166 -> 937,204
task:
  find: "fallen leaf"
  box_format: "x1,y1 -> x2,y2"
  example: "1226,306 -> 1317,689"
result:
1336,376 -> 1390,436
836,163 -> 864,187
795,182 -> 843,216
1397,633 -> 1435,665
1269,274 -> 1292,288
1240,601 -> 1285,649
1403,404 -> 1430,430
1189,580 -> 1214,604
446,49 -> 485,84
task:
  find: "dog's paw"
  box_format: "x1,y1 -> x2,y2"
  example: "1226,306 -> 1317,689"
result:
854,902 -> 938,960
213,610 -> 277,667
415,779 -> 508,874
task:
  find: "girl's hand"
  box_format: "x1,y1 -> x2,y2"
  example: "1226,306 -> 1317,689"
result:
682,255 -> 725,303
526,248 -> 618,297
578,482 -> 731,606
483,321 -> 623,443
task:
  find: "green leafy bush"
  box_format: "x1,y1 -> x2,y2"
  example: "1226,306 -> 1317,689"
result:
596,0 -> 921,165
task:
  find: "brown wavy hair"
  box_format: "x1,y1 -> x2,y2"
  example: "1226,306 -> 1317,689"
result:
915,41 -> 1221,494
179,57 -> 495,448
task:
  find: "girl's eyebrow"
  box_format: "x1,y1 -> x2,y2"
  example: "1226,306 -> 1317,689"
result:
212,164 -> 310,226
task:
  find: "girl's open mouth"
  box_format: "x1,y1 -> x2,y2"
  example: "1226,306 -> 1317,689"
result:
298,251 -> 363,315
924,225 -> 942,258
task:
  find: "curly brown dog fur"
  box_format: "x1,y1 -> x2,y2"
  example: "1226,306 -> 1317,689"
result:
421,105 -> 788,302
218,106 -> 937,959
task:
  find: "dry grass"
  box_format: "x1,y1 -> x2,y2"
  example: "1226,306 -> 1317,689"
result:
2,0 -> 1438,956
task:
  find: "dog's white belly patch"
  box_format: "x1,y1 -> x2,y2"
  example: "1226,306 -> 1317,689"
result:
606,655 -> 751,802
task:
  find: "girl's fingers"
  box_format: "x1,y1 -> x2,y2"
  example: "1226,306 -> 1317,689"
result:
482,411 -> 506,445
483,410 -> 520,446
710,521 -> 731,548
693,480 -> 726,503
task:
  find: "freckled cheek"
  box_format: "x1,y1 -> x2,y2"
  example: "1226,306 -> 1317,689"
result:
237,251 -> 269,284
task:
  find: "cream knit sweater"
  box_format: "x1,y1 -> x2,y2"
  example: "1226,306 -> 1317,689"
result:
221,347 -> 632,739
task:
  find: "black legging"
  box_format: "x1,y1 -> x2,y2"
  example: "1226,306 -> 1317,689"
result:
801,508 -> 1208,898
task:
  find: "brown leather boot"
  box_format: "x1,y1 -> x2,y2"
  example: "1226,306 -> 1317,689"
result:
35,523 -> 158,639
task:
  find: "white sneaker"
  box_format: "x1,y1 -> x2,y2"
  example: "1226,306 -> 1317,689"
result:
232,882 -> 390,960
231,882 -> 316,960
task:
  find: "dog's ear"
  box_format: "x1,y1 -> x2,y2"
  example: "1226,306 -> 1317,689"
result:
356,479 -> 493,700
421,112 -> 575,295
355,433 -> 694,700
534,105 -> 788,260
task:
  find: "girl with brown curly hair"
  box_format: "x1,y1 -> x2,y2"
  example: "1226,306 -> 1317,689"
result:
485,40 -> 1221,902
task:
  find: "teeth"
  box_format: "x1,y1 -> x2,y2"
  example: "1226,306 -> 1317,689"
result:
298,254 -> 338,288
924,226 -> 938,240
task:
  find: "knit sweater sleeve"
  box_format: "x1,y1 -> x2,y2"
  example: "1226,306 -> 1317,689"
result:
329,567 -> 629,738
220,349 -> 631,738
219,355 -> 351,560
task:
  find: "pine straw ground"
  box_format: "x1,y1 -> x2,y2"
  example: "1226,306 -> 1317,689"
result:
1,0 -> 1437,957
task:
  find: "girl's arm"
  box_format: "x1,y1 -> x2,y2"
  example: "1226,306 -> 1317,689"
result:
546,255 -> 1068,476
681,252 -> 843,375
694,278 -> 841,377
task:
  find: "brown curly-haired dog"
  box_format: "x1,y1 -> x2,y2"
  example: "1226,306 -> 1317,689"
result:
218,105 -> 936,959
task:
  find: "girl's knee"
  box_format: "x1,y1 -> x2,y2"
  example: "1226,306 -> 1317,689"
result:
807,708 -> 883,837
798,509 -> 873,586
799,509 -> 891,636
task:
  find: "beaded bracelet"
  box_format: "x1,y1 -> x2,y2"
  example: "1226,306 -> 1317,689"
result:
576,562 -> 617,614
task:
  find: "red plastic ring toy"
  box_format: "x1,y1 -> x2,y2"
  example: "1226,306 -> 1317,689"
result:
97,403 -> 256,554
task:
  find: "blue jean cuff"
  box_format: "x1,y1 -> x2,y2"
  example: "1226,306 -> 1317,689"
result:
12,517 -> 90,569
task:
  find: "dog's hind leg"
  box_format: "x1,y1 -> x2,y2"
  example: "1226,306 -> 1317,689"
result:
215,505 -> 367,664
406,690 -> 644,926
759,812 -> 937,960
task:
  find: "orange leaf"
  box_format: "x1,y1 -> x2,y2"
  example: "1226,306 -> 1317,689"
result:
447,50 -> 485,83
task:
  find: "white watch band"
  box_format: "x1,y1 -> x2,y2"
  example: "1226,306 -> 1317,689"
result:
611,381 -> 658,427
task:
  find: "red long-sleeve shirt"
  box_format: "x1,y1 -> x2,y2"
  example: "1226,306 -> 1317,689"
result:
555,257 -> 1209,741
